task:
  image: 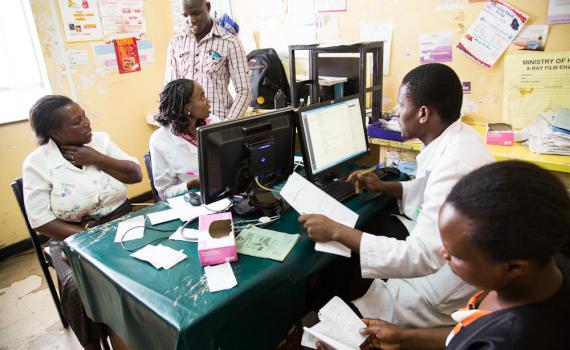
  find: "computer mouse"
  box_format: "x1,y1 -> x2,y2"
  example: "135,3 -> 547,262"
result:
375,167 -> 401,179
185,192 -> 202,206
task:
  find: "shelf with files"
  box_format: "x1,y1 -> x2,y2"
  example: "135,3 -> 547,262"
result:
368,124 -> 570,188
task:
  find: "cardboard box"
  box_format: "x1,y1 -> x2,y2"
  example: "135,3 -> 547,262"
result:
486,123 -> 514,146
198,212 -> 237,266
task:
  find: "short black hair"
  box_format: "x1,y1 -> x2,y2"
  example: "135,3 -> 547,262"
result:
155,79 -> 196,135
445,161 -> 570,265
29,95 -> 73,145
401,63 -> 463,124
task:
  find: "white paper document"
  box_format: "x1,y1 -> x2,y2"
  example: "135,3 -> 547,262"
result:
204,262 -> 238,292
167,195 -> 232,222
301,296 -> 368,350
170,227 -> 200,242
130,244 -> 187,269
114,216 -> 145,242
147,209 -> 180,225
280,172 -> 358,257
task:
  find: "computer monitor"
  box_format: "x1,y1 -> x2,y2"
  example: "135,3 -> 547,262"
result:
296,95 -> 369,181
197,108 -> 295,207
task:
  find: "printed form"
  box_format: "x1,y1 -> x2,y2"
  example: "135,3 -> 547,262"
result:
280,172 -> 358,257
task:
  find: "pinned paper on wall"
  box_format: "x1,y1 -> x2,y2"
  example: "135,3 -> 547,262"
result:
503,51 -> 570,129
67,50 -> 89,66
419,31 -> 453,64
114,37 -> 141,74
170,0 -> 185,33
360,22 -> 393,75
288,0 -> 316,24
98,0 -> 146,40
93,39 -> 153,72
259,0 -> 317,57
436,0 -> 464,11
547,0 -> 570,24
260,0 -> 285,18
318,0 -> 346,13
512,25 -> 549,51
57,0 -> 103,42
457,0 -> 528,68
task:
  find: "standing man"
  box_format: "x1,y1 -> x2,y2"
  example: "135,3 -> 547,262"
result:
165,0 -> 251,120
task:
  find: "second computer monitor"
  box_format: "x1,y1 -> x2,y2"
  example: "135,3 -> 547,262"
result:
296,95 -> 369,180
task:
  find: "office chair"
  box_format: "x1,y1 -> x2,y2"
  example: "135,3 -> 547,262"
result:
144,152 -> 160,202
11,177 -> 68,328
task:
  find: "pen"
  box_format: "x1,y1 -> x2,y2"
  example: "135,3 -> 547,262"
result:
359,163 -> 383,176
186,171 -> 196,175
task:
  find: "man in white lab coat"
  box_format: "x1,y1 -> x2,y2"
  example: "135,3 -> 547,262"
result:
299,63 -> 495,327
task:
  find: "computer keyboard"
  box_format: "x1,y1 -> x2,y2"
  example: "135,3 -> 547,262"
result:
317,173 -> 356,202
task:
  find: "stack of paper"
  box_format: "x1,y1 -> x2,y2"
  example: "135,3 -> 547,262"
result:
301,297 -> 368,350
280,172 -> 358,257
130,244 -> 187,269
527,111 -> 570,155
236,225 -> 300,261
145,194 -> 232,225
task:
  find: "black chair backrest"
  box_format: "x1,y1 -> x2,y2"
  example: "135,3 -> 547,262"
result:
11,177 -> 69,328
144,152 -> 160,202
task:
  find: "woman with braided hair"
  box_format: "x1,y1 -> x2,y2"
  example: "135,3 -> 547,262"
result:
149,79 -> 220,199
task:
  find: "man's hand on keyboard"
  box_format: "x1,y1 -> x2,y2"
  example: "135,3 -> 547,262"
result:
348,170 -> 383,194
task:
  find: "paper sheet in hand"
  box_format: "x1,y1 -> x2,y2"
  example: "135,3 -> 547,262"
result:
204,262 -> 237,292
236,226 -> 300,261
280,172 -> 357,257
114,215 -> 145,242
301,296 -> 368,350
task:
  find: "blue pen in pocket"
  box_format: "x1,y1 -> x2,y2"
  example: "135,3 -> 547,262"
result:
211,52 -> 221,59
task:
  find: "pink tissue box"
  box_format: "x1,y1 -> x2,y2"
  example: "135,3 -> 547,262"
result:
486,123 -> 514,146
198,212 -> 237,266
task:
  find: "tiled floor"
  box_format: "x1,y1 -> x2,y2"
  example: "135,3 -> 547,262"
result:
0,252 -> 82,350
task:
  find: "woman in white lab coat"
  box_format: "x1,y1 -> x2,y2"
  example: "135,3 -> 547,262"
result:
149,79 -> 220,200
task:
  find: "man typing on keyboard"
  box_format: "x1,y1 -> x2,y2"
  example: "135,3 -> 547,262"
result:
299,63 -> 494,328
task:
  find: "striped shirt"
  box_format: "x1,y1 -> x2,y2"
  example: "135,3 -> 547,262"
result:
165,22 -> 251,120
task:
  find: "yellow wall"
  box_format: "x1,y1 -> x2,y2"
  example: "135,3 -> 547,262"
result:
234,0 -> 570,122
0,0 -> 173,247
2,0 -> 569,247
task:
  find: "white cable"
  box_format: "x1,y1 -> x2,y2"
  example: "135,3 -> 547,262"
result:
254,176 -> 280,193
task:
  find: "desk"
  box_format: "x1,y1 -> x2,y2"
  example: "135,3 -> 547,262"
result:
369,123 -> 570,187
63,192 -> 392,350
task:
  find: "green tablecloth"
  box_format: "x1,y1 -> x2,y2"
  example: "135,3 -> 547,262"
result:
63,191 -> 393,350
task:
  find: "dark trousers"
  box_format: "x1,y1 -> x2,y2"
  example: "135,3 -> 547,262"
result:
306,213 -> 409,313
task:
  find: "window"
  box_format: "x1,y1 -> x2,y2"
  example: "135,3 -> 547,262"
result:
0,0 -> 50,124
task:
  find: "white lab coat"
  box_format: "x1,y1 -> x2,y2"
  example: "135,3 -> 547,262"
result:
23,132 -> 137,228
149,116 -> 220,200
353,120 -> 495,327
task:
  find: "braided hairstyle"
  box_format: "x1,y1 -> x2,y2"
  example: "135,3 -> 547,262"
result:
445,160 -> 570,265
29,95 -> 73,145
155,79 -> 202,135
